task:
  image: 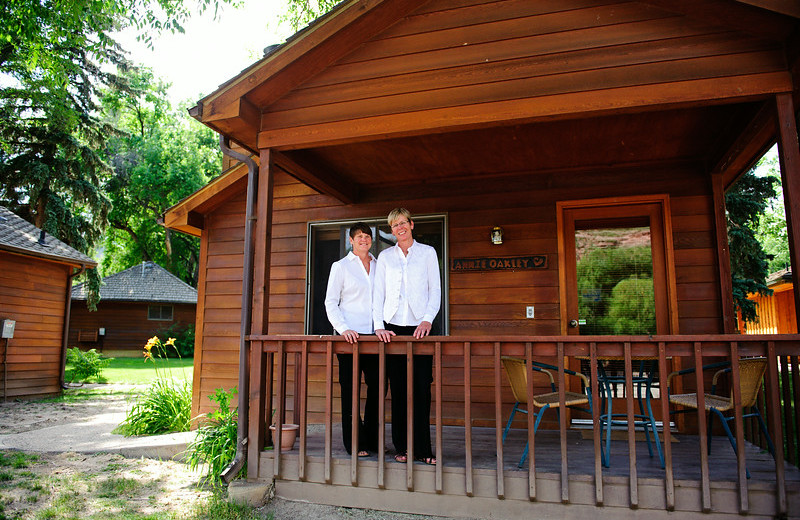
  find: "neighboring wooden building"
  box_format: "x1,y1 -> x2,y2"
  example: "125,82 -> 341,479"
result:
740,268 -> 797,334
70,262 -> 197,357
0,206 -> 96,399
165,1 -> 800,517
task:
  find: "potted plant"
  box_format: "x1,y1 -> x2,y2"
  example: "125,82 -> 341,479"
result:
269,422 -> 299,451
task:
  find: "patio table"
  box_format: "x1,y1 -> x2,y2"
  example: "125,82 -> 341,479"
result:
577,355 -> 665,468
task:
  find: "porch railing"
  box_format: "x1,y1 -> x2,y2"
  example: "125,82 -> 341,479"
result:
246,334 -> 800,516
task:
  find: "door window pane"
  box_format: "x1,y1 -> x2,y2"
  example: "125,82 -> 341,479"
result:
576,227 -> 655,335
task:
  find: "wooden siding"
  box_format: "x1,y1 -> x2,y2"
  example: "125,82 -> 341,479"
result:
257,0 -> 789,147
742,284 -> 798,334
68,302 -> 196,356
193,163 -> 723,422
0,252 -> 70,398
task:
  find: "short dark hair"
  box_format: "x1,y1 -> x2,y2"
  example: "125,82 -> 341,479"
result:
349,222 -> 372,238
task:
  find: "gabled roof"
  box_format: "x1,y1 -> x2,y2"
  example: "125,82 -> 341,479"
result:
0,206 -> 96,267
72,261 -> 197,304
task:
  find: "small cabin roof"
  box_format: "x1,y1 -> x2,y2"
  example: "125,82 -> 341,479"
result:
0,206 -> 97,268
72,261 -> 198,304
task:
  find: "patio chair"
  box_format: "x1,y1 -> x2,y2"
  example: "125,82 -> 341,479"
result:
501,356 -> 592,468
667,357 -> 775,477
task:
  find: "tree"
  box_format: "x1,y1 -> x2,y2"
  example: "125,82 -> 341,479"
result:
100,69 -> 220,285
726,170 -> 778,325
0,0 -> 236,304
281,0 -> 341,30
751,150 -> 790,272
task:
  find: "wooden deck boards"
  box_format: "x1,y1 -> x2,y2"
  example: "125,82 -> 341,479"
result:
290,423 -> 796,483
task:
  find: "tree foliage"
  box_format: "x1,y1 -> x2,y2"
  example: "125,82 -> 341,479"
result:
0,0 -> 236,305
726,170 -> 777,325
281,0 -> 341,30
100,69 -> 219,285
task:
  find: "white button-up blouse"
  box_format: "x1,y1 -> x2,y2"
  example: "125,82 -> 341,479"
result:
373,240 -> 441,330
324,251 -> 377,335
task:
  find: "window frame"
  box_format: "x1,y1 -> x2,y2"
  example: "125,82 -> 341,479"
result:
304,213 -> 449,335
147,304 -> 174,321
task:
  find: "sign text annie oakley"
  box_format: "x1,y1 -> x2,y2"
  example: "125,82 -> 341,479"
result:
451,255 -> 547,271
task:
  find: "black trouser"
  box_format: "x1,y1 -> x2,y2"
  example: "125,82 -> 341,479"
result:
337,353 -> 380,454
384,323 -> 434,459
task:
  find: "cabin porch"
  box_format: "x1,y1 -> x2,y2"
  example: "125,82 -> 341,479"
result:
246,335 -> 800,518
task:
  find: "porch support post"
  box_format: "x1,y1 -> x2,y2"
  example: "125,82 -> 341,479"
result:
248,148 -> 275,476
775,93 -> 800,329
711,173 -> 736,333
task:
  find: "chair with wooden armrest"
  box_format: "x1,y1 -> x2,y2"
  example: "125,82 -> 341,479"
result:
501,356 -> 592,468
667,357 -> 774,477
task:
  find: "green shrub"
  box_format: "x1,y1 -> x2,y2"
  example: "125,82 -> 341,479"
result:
116,336 -> 191,436
155,323 -> 195,358
65,347 -> 111,383
186,387 -> 240,486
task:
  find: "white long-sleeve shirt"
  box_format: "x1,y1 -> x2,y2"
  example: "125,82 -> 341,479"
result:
373,240 -> 441,329
324,251 -> 376,335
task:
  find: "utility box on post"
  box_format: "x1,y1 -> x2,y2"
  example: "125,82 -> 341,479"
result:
1,320 -> 15,339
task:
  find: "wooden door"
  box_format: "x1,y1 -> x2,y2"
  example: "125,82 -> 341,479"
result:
558,196 -> 678,336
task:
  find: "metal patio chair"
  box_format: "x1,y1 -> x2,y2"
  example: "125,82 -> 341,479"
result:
501,356 -> 592,468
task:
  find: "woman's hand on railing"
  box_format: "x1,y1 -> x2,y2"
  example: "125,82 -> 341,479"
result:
375,329 -> 396,343
341,330 -> 359,344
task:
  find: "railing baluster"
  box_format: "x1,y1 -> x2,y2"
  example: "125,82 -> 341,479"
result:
557,342 -> 569,504
623,341 -> 638,509
351,342 -> 360,486
435,341 -> 443,494
525,342 -> 536,501
378,341 -> 386,489
494,342 -> 504,499
780,355 -> 794,466
464,341 -> 473,497
274,340 -> 286,479
657,341 -> 674,511
766,342 -> 787,516
324,341 -> 333,484
293,352 -> 301,426
247,340 -> 265,479
299,341 -> 308,481
693,341 -> 711,513
406,341 -> 414,491
792,355 -> 800,466
590,342 -> 602,506
729,344 -> 748,513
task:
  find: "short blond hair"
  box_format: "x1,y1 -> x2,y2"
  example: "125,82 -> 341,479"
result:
387,207 -> 411,226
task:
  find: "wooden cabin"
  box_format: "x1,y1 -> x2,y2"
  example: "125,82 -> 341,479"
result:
740,268 -> 797,334
69,262 -> 197,357
0,206 -> 97,399
164,1 -> 800,517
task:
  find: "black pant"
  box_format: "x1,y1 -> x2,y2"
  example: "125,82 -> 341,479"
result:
385,323 -> 434,459
337,353 -> 379,454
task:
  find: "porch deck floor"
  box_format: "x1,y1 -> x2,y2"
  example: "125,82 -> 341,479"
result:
296,423 -> 798,483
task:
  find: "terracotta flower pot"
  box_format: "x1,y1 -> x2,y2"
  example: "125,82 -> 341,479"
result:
269,423 -> 299,451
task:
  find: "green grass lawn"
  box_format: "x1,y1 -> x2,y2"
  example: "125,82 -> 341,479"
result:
66,357 -> 194,385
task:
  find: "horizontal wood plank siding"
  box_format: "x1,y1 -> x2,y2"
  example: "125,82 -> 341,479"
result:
260,0 -> 785,133
0,252 -> 70,398
68,302 -> 196,355
194,163 -> 722,423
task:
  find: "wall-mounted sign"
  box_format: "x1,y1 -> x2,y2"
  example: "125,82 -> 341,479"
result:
451,255 -> 547,272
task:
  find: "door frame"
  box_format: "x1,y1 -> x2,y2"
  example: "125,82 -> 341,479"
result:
556,195 -> 679,336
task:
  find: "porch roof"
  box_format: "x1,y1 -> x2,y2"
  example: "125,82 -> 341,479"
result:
183,0 -> 800,210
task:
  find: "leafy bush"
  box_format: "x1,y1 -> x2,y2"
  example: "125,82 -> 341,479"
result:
186,387 -> 240,486
116,336 -> 191,436
606,276 -> 656,334
156,323 -> 195,358
65,347 -> 112,383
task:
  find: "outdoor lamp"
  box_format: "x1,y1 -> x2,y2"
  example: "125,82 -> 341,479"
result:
491,226 -> 503,245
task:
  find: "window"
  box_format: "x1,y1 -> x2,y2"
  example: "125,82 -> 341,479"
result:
306,215 -> 448,335
148,304 -> 173,321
